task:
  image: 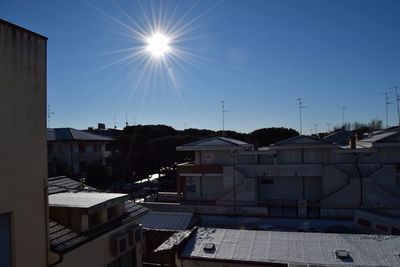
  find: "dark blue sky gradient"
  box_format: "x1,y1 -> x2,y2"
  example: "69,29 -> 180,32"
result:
2,0 -> 400,133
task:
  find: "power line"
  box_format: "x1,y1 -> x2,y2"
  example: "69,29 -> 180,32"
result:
390,86 -> 400,126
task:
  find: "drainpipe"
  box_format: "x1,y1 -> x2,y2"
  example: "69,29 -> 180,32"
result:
354,153 -> 363,206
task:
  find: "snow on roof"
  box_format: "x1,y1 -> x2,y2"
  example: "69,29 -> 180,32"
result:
140,211 -> 194,231
177,137 -> 252,151
49,192 -> 128,209
180,227 -> 400,266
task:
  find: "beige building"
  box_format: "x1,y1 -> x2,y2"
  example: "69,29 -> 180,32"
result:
48,176 -> 149,267
48,128 -> 113,177
0,19 -> 48,266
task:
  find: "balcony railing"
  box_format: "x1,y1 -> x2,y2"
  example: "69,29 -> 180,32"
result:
177,163 -> 223,174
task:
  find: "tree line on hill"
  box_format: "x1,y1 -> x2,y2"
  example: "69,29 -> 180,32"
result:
106,125 -> 299,182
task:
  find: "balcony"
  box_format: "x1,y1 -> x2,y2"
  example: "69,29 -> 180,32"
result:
75,151 -> 112,161
177,163 -> 223,175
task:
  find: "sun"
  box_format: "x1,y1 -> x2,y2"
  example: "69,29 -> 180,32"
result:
146,33 -> 171,58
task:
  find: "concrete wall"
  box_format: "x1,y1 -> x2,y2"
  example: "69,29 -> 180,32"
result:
0,20 -> 48,266
51,221 -> 143,267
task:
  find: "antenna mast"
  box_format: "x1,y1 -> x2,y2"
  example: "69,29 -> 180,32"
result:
113,114 -> 117,129
391,86 -> 400,126
383,91 -> 393,129
125,113 -> 128,127
221,101 -> 229,132
341,107 -> 347,127
297,98 -> 306,134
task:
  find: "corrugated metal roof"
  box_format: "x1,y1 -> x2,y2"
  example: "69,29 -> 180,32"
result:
358,128 -> 400,144
273,135 -> 333,146
140,211 -> 194,231
48,128 -> 113,141
180,227 -> 400,266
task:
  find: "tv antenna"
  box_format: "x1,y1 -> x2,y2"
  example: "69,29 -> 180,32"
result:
297,98 -> 306,134
383,91 -> 393,129
221,101 -> 230,132
47,105 -> 54,128
390,86 -> 400,126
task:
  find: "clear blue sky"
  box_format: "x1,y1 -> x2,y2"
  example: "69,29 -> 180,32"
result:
2,0 -> 400,133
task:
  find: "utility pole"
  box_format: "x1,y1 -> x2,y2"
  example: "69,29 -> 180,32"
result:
391,86 -> 400,126
297,98 -> 306,134
341,107 -> 347,128
383,91 -> 393,129
221,101 -> 229,132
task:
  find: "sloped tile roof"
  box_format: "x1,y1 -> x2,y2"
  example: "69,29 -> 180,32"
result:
48,128 -> 113,141
48,176 -> 149,254
323,130 -> 353,145
177,137 -> 252,151
273,135 -> 333,146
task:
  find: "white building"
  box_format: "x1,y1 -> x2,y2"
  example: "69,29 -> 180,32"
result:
176,131 -> 400,219
48,176 -> 149,267
48,128 -> 113,177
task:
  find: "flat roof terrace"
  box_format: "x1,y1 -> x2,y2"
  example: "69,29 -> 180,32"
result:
49,192 -> 129,209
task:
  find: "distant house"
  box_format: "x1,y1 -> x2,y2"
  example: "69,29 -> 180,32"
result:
48,176 -> 149,267
175,131 -> 400,219
47,128 -> 114,177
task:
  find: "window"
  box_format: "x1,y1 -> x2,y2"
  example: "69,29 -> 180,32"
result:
0,213 -> 12,267
89,211 -> 102,227
186,184 -> 196,193
93,144 -> 98,152
107,206 -> 118,220
79,144 -> 86,153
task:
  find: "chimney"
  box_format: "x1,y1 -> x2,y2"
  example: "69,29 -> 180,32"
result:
349,135 -> 356,149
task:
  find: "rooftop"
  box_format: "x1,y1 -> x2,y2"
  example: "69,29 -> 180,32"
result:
272,135 -> 335,147
140,211 -> 194,231
48,192 -> 128,209
177,137 -> 252,151
180,227 -> 400,266
48,128 -> 113,142
50,200 -> 148,253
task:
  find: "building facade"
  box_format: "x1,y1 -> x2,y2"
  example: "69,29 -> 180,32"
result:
0,19 -> 48,267
48,176 -> 148,267
48,128 -> 113,177
176,132 -> 400,218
